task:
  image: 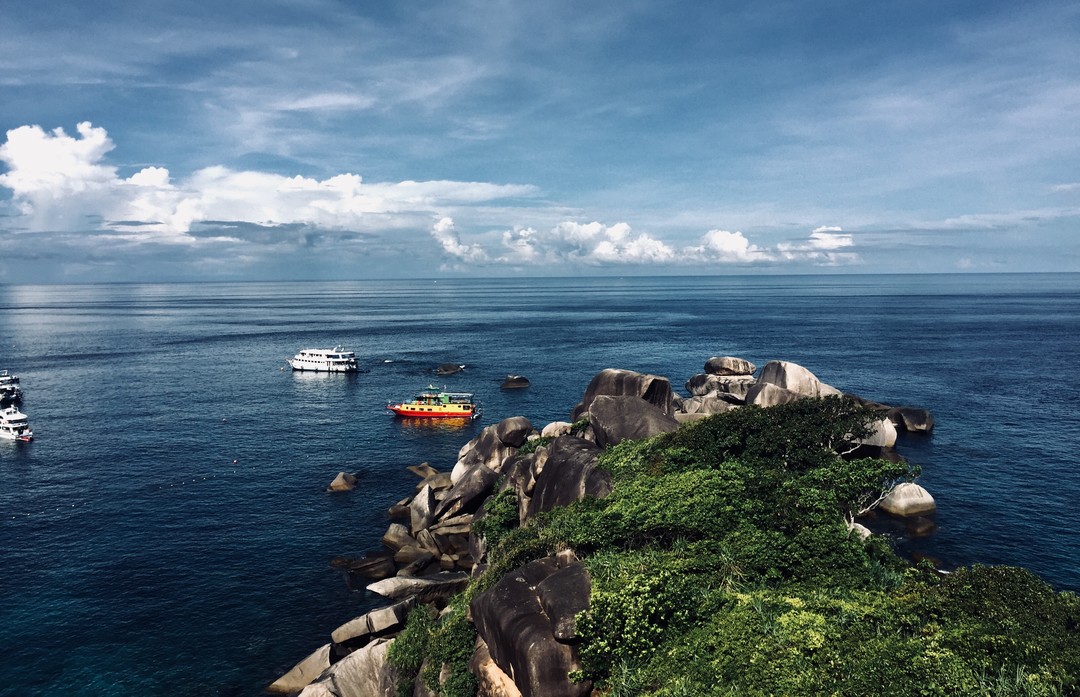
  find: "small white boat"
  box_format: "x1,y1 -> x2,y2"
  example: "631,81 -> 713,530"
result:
289,346 -> 359,373
0,405 -> 32,442
0,370 -> 22,403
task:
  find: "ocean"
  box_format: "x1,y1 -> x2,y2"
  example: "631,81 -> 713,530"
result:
1,274 -> 1078,696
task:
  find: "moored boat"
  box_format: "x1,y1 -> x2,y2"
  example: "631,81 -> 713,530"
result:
0,370 -> 22,404
0,405 -> 32,442
289,346 -> 359,372
387,386 -> 480,419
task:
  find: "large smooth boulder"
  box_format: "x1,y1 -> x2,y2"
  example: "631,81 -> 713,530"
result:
435,363 -> 464,376
267,643 -> 331,694
704,356 -> 756,376
471,556 -> 592,697
860,418 -> 898,449
588,395 -> 679,448
494,416 -> 533,448
879,482 -> 937,517
526,437 -> 611,518
745,382 -> 803,408
570,369 -> 674,420
757,360 -> 839,398
298,638 -> 397,697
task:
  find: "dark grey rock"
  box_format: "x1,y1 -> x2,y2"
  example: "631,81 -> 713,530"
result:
888,406 -> 935,433
501,375 -> 531,389
526,436 -> 610,518
470,557 -> 591,697
435,363 -> 464,375
494,416 -> 533,448
588,394 -> 679,449
570,368 -> 674,421
434,463 -> 500,520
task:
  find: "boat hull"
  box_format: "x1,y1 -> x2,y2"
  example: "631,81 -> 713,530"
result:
289,361 -> 358,373
387,404 -> 476,418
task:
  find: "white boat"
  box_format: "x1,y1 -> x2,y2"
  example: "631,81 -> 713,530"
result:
0,405 -> 32,441
289,346 -> 359,373
0,370 -> 22,403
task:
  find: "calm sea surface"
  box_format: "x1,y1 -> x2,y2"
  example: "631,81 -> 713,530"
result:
1,274 -> 1078,695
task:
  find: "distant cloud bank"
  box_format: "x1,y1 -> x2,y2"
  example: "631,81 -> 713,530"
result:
1,122 -> 859,271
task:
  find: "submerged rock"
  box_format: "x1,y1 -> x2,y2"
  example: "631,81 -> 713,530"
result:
436,363 -> 465,376
327,472 -> 358,492
501,375 -> 531,389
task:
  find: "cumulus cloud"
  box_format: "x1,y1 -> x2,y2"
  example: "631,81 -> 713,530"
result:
431,217 -> 488,262
495,221 -> 676,265
683,229 -> 768,263
0,122 -> 538,244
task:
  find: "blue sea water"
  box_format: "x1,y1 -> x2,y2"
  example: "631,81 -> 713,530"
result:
0,274 -> 1078,696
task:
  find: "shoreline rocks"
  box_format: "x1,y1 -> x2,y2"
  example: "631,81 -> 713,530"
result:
273,357 -> 938,695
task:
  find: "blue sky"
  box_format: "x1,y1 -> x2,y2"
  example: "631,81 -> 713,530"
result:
1,0 -> 1078,282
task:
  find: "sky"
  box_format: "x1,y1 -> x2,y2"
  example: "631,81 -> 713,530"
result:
1,0 -> 1078,282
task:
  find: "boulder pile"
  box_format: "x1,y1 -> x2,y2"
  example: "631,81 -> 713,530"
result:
271,356 -> 936,695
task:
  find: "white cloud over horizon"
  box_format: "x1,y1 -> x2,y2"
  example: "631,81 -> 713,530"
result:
0,121 -> 871,273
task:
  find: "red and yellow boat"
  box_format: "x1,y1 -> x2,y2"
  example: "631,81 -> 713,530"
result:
387,386 -> 480,419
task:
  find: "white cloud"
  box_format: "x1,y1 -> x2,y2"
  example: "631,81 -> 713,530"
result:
431,217 -> 488,262
498,221 -> 676,265
1051,182 -> 1080,193
0,122 -> 538,243
776,227 -> 859,264
683,229 -> 768,263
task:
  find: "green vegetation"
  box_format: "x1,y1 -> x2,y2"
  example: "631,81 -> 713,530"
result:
390,397 -> 1080,696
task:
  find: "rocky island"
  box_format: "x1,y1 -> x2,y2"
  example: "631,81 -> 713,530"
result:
271,358 -> 1080,696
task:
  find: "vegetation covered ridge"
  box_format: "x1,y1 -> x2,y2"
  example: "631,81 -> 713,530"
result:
273,363 -> 1079,697
389,395 -> 1079,697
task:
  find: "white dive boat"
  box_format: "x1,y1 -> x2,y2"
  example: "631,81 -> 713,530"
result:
0,405 -> 32,442
289,346 -> 359,373
0,370 -> 22,403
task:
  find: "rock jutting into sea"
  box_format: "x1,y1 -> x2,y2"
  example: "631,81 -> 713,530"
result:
270,356 -> 939,695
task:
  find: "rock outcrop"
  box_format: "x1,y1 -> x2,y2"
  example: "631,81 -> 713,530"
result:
587,394 -> 679,448
297,638 -> 397,697
470,553 -> 591,697
280,359 -> 938,697
570,368 -> 674,420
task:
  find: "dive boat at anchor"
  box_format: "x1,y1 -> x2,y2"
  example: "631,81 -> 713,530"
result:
0,405 -> 33,442
387,386 -> 480,419
0,370 -> 22,404
289,346 -> 359,372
